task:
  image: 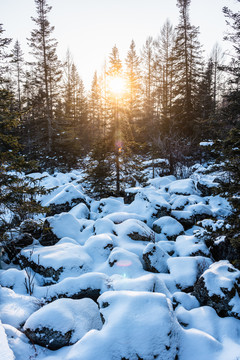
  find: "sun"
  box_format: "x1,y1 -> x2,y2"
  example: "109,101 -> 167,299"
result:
109,76 -> 125,96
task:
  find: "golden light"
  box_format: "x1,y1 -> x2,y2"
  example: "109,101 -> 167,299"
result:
109,76 -> 125,96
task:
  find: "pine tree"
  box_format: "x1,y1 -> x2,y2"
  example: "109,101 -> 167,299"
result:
124,40 -> 142,140
28,0 -> 62,155
0,24 -> 12,85
154,20 -> 175,134
10,40 -> 24,112
172,0 -> 203,137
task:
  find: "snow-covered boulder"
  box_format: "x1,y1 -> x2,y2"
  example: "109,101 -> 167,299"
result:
0,268 -> 30,295
171,210 -> 195,229
65,291 -> 181,360
142,243 -> 169,273
187,203 -> 213,222
20,242 -> 92,282
100,247 -> 144,278
84,234 -> 114,263
0,286 -> 40,328
116,219 -> 155,242
167,179 -> 198,196
193,261 -> 240,319
0,320 -> 15,360
23,298 -> 102,350
172,291 -> 199,311
104,211 -> 146,224
69,202 -> 90,220
42,183 -> 90,216
43,272 -> 110,302
153,216 -> 184,240
93,218 -> 116,235
175,234 -> 210,257
40,213 -> 82,246
109,274 -> 171,297
167,256 -> 212,291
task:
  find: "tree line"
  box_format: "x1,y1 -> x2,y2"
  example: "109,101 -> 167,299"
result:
0,0 -> 239,195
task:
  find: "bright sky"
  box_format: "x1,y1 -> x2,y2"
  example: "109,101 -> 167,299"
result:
1,0 -> 239,89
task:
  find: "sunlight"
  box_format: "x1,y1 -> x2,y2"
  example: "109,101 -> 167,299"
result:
109,76 -> 125,96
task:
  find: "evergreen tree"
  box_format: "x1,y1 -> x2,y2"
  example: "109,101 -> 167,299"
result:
28,0 -> 62,155
10,40 -> 24,112
172,0 -> 203,136
0,24 -> 12,85
124,40 -> 142,140
154,20 -> 175,134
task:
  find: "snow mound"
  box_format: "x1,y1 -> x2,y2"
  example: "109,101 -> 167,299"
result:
0,320 -> 15,360
153,216 -> 184,240
66,291 -> 181,360
24,298 -> 102,350
168,179 -> 198,195
193,261 -> 240,319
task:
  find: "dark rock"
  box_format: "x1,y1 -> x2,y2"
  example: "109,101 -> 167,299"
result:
40,220 -> 59,246
210,236 -> 239,264
143,243 -> 169,273
193,261 -> 240,319
2,231 -> 34,262
18,253 -> 63,281
124,191 -> 136,204
25,327 -> 72,350
19,219 -> 43,239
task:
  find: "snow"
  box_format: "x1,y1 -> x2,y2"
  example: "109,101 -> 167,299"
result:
153,216 -> 184,239
23,298 -> 102,345
201,261 -> 240,297
167,179 -> 198,195
1,167 -> 240,360
0,286 -> 41,328
66,291 -> 180,360
0,320 -> 15,360
167,256 -> 212,289
45,213 -> 83,241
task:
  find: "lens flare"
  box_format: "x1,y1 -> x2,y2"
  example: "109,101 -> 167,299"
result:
116,260 -> 132,267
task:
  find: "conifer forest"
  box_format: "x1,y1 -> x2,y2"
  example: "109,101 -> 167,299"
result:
0,0 -> 240,359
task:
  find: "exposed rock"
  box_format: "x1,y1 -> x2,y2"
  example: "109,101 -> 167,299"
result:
143,243 -> 169,273
193,261 -> 240,319
2,230 -> 34,262
19,219 -> 43,239
171,210 -> 195,229
40,219 -> 60,246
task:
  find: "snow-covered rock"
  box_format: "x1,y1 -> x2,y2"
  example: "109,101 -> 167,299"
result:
41,213 -> 83,245
0,320 -> 15,360
142,242 -> 169,273
20,242 -> 92,282
66,291 -> 181,360
24,298 -> 102,350
42,183 -> 90,216
153,216 -> 184,240
175,234 -> 210,257
42,272 -> 110,302
116,218 -> 155,242
167,256 -> 212,290
0,286 -> 40,328
167,179 -> 198,195
193,261 -> 240,319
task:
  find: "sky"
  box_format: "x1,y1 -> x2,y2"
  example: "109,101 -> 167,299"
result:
1,0 -> 239,89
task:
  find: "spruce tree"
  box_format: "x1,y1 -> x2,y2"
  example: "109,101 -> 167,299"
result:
173,0 -> 203,137
28,0 -> 62,156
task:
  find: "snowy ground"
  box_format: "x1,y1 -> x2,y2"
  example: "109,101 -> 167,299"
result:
1,164 -> 240,360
